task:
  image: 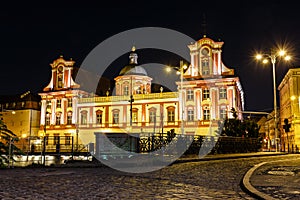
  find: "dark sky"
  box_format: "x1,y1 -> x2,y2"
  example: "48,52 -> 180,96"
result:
0,1 -> 299,112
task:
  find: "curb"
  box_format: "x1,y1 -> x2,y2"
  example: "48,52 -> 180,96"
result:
173,152 -> 286,164
242,162 -> 277,200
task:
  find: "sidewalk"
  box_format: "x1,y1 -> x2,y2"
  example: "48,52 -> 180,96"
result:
242,154 -> 300,200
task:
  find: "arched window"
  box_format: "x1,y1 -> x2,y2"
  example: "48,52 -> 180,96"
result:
112,109 -> 119,124
96,110 -> 103,124
149,107 -> 157,123
80,110 -> 88,125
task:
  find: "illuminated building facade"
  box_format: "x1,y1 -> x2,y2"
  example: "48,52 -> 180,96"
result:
39,35 -> 244,153
278,68 -> 300,152
0,91 -> 41,152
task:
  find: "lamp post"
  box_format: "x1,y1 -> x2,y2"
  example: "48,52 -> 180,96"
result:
256,49 -> 291,152
166,60 -> 187,135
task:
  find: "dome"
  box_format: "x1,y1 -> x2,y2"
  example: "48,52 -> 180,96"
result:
119,65 -> 148,76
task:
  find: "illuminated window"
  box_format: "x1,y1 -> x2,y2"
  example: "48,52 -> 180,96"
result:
132,108 -> 138,124
65,136 -> 71,145
112,110 -> 119,124
54,135 -> 60,145
80,110 -> 87,125
96,110 -> 103,124
167,106 -> 175,122
46,100 -> 51,109
203,89 -> 210,100
203,107 -> 210,120
220,108 -> 227,119
57,74 -> 63,88
57,99 -> 61,108
187,89 -> 194,101
202,58 -> 209,75
124,85 -> 129,95
56,112 -> 61,125
187,109 -> 194,121
21,102 -> 25,108
219,88 -> 227,99
149,108 -> 156,123
136,86 -> 141,94
68,98 -> 72,107
67,112 -> 72,125
46,113 -> 51,125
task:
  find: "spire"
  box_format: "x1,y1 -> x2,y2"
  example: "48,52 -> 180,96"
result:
129,46 -> 138,65
201,13 -> 207,38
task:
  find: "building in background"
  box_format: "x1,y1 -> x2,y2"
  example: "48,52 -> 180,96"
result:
278,68 -> 300,152
0,91 -> 41,152
36,35 -> 244,154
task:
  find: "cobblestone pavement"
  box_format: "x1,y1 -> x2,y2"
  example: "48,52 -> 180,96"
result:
250,154 -> 300,200
0,154 -> 294,200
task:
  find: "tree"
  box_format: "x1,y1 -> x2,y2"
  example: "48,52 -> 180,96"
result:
216,108 -> 260,138
0,115 -> 21,168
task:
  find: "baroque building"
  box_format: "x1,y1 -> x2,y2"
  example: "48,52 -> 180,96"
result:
38,35 -> 244,154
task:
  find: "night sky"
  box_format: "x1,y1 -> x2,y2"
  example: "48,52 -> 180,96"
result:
0,1 -> 299,112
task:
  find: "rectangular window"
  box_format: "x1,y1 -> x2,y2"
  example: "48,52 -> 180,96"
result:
132,111 -> 138,123
202,59 -> 209,75
46,100 -> 51,109
187,89 -> 194,101
219,88 -> 227,99
168,110 -> 175,122
204,109 -> 210,120
54,136 -> 60,145
124,85 -> 129,96
68,99 -> 72,107
113,112 -> 119,124
187,110 -> 194,121
57,100 -> 61,108
220,108 -> 227,120
203,89 -> 210,100
81,112 -> 87,125
46,114 -> 50,126
149,110 -> 156,123
56,114 -> 61,125
67,113 -> 72,125
65,136 -> 71,145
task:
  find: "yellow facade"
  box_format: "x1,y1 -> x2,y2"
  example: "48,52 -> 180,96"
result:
278,68 -> 300,152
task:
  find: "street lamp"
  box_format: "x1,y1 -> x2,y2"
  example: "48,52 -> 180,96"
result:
166,60 -> 188,135
256,49 -> 291,152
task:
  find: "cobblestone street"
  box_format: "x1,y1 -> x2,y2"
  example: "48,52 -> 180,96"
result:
0,155 -> 295,199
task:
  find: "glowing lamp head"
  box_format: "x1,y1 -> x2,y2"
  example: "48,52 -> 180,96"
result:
284,55 -> 291,61
278,50 -> 286,56
256,54 -> 263,60
182,64 -> 188,70
262,59 -> 268,64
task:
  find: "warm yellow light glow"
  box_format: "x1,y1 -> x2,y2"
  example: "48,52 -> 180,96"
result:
278,50 -> 286,56
285,55 -> 291,61
11,111 -> 16,114
176,71 -> 181,75
182,64 -> 188,70
256,54 -> 263,60
262,59 -> 268,64
22,134 -> 27,138
291,95 -> 296,101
